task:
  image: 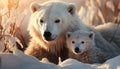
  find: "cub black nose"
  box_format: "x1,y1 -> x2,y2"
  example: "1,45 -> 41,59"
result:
75,47 -> 80,53
43,31 -> 52,41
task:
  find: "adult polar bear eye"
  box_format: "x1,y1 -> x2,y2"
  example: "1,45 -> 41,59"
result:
40,19 -> 44,23
54,19 -> 60,23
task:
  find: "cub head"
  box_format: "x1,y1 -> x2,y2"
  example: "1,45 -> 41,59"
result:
30,1 -> 76,41
66,30 -> 95,54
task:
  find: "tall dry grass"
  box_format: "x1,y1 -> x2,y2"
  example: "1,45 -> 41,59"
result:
78,0 -> 120,26
0,0 -> 24,53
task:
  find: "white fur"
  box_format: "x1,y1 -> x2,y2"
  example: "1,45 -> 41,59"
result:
26,1 -> 120,64
28,1 -> 88,42
66,30 -> 95,54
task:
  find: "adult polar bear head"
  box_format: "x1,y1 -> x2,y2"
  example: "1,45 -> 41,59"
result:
29,1 -> 87,42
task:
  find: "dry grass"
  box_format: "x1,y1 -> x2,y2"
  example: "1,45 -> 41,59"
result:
0,0 -> 24,53
0,18 -> 23,53
78,0 -> 120,26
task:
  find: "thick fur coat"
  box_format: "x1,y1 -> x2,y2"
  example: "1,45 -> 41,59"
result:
25,1 -> 120,64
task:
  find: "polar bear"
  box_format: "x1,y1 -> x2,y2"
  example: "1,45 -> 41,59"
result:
25,1 -> 120,64
66,30 -> 109,63
95,22 -> 120,48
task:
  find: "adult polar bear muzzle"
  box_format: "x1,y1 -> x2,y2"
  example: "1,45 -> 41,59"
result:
43,24 -> 60,41
43,31 -> 55,41
43,31 -> 52,41
43,30 -> 58,41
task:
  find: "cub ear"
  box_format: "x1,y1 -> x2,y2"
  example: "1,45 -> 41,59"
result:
30,2 -> 41,13
89,31 -> 95,39
67,3 -> 76,15
66,32 -> 71,38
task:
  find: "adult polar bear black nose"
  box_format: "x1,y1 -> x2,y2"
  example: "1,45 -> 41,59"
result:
43,31 -> 52,41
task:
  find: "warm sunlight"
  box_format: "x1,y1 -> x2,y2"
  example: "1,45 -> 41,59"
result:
97,64 -> 110,69
117,66 -> 120,69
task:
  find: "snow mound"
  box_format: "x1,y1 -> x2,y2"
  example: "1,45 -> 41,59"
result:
0,49 -> 60,69
0,49 -> 120,69
59,55 -> 120,69
97,56 -> 120,69
59,58 -> 96,69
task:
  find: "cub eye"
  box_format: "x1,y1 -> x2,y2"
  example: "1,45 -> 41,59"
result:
72,41 -> 75,44
40,19 -> 44,23
55,19 -> 60,23
81,41 -> 84,44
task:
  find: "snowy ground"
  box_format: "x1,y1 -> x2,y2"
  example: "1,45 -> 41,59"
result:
0,49 -> 120,69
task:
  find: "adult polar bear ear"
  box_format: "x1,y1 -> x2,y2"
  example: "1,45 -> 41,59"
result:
89,31 -> 95,39
30,2 -> 41,13
67,3 -> 76,15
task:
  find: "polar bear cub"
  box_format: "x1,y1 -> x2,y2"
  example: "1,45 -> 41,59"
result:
66,30 -> 108,64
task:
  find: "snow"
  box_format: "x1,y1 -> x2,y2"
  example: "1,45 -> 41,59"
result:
59,56 -> 120,69
0,49 -> 60,69
59,59 -> 96,69
0,49 -> 120,69
98,56 -> 120,69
